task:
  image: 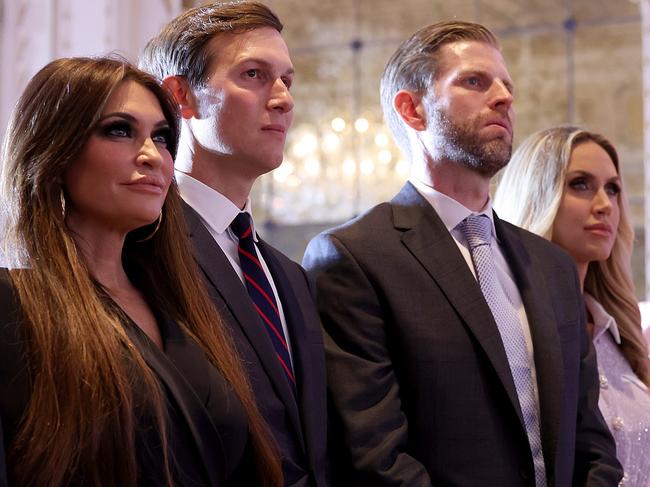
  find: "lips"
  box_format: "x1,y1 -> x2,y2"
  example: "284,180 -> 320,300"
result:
124,176 -> 166,193
484,118 -> 512,136
584,222 -> 613,236
261,124 -> 286,134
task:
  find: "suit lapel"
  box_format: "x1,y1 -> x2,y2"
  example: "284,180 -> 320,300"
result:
257,241 -> 312,452
392,183 -> 523,423
495,216 -> 563,472
182,203 -> 303,442
124,323 -> 225,487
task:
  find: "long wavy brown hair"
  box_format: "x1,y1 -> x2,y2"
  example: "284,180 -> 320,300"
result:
0,57 -> 282,486
494,126 -> 650,387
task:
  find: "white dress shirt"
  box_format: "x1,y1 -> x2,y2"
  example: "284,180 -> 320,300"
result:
409,176 -> 538,393
176,170 -> 293,362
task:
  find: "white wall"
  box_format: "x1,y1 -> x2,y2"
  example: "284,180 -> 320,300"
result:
0,0 -> 182,135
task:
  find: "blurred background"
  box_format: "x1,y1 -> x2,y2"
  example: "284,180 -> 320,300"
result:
1,0 -> 647,297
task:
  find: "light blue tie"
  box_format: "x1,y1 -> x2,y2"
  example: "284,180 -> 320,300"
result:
461,214 -> 546,486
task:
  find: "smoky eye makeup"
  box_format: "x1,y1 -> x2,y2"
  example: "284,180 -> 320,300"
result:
151,126 -> 173,148
567,175 -> 589,190
98,119 -> 132,138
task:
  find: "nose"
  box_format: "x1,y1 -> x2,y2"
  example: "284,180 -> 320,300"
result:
593,188 -> 613,215
268,78 -> 294,113
136,138 -> 164,168
488,79 -> 514,115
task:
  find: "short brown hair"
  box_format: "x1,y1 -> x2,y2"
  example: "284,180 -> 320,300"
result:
140,1 -> 283,88
380,20 -> 499,158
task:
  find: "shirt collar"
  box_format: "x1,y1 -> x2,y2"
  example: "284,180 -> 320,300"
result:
175,170 -> 258,241
409,176 -> 498,241
584,293 -> 621,344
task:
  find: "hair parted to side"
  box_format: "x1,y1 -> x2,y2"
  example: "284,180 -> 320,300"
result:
0,56 -> 282,486
139,1 -> 283,88
493,126 -> 650,387
380,20 -> 499,160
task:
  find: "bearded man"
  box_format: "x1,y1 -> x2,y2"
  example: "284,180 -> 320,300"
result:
302,20 -> 622,487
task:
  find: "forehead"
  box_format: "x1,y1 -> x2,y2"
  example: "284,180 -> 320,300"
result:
569,141 -> 618,175
436,40 -> 511,83
103,80 -> 163,115
204,26 -> 292,75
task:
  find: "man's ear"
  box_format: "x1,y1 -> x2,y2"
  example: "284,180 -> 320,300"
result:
162,75 -> 198,119
393,90 -> 427,131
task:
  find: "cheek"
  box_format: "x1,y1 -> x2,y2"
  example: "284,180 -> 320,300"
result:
552,197 -> 581,240
612,200 -> 621,230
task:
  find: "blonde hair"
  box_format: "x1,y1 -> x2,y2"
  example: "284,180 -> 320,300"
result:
494,125 -> 650,386
1,57 -> 282,486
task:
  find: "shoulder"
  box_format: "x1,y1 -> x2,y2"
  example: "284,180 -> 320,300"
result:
256,238 -> 312,289
0,268 -> 20,317
308,201 -> 395,251
0,268 -> 26,344
496,217 -> 576,268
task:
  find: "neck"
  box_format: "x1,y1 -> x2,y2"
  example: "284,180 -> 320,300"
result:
412,157 -> 491,212
175,127 -> 254,210
66,217 -> 130,292
576,262 -> 588,293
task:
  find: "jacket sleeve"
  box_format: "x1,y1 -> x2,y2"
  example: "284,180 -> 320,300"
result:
303,233 -> 433,487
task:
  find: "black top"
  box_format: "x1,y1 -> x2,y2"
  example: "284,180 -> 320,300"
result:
0,268 -> 254,486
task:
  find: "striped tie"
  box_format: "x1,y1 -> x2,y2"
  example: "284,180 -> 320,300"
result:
230,212 -> 296,388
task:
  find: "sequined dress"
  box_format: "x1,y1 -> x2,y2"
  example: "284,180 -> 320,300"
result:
586,294 -> 650,487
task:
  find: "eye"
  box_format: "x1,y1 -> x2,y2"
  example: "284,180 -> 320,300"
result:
605,182 -> 621,196
151,127 -> 172,148
464,76 -> 483,88
281,76 -> 292,89
568,177 -> 589,191
102,121 -> 132,138
245,69 -> 260,79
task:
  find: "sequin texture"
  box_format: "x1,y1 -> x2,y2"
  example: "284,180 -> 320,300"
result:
586,295 -> 650,487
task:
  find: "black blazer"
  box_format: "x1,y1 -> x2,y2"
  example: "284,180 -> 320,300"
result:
0,268 -> 253,486
0,416 -> 6,487
183,202 -> 328,487
303,182 -> 622,487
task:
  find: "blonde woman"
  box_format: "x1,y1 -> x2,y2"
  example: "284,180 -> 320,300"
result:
494,126 -> 650,486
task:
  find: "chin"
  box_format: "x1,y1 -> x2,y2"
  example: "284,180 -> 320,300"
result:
581,249 -> 613,265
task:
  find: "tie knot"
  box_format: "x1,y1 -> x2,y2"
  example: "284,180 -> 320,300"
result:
230,212 -> 253,240
461,214 -> 492,250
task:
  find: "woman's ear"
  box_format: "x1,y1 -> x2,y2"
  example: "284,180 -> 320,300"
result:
393,90 -> 427,131
162,76 -> 198,120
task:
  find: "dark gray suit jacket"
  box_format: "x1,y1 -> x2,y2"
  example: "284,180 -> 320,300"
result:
183,202 -> 328,487
303,182 -> 621,486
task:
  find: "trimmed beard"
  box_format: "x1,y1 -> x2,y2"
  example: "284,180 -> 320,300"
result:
427,103 -> 512,177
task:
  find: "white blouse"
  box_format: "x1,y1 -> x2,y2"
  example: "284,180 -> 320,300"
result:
586,294 -> 650,487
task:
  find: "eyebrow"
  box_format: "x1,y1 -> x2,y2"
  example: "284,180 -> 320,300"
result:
236,57 -> 295,76
456,69 -> 514,93
567,170 -> 621,182
98,112 -> 169,128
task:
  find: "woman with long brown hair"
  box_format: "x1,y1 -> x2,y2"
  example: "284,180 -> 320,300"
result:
0,57 -> 282,486
494,126 -> 650,486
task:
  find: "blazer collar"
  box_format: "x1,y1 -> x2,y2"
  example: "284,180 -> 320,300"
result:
120,315 -> 225,487
495,218 -> 563,474
392,182 -> 561,441
182,202 -> 305,448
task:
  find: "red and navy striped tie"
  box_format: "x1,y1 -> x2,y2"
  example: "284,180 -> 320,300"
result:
230,212 -> 296,388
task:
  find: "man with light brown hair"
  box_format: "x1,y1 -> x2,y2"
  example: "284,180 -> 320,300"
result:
141,3 -> 327,486
304,20 -> 621,486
